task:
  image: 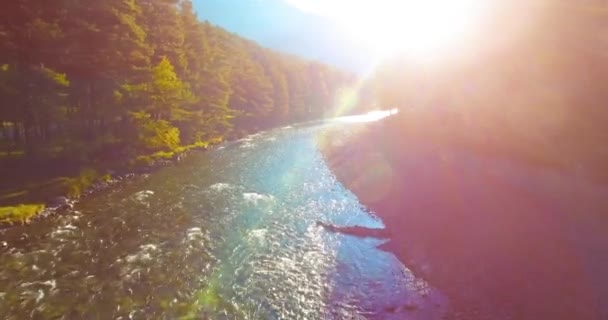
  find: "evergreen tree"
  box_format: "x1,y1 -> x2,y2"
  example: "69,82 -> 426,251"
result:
0,0 -> 353,162
140,0 -> 187,76
146,57 -> 194,121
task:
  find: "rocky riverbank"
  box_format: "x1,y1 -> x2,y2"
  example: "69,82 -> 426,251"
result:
0,143 -> 211,227
318,120 -> 608,320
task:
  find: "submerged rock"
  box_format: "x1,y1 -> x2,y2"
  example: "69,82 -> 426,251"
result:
315,221 -> 390,238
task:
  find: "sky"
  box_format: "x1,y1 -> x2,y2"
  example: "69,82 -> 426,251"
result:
191,0 -> 376,73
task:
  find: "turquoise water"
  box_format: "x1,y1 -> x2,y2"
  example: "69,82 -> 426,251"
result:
0,122 -> 447,319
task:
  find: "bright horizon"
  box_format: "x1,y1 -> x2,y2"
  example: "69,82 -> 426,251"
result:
192,0 -> 490,73
284,0 -> 487,60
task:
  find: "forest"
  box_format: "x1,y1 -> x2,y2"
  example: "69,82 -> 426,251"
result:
0,0 -> 353,210
0,0 -> 353,160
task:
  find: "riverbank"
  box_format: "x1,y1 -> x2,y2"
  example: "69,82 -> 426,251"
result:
318,119 -> 608,319
0,139 -> 223,226
0,122 -> 445,319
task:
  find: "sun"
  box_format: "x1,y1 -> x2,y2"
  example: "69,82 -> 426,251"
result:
287,0 -> 485,60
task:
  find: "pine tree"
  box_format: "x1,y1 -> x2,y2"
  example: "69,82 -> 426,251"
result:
0,0 -> 354,162
229,54 -> 275,130
140,0 -> 187,76
146,57 -> 194,121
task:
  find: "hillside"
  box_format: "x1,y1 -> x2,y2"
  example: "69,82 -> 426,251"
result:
0,0 -> 353,214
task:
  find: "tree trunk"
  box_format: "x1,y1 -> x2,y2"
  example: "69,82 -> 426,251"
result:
12,123 -> 21,145
1,123 -> 9,144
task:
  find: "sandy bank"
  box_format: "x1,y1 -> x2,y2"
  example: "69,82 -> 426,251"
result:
318,120 -> 608,320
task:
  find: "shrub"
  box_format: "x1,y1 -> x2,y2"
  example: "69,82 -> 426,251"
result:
100,174 -> 112,183
0,204 -> 45,224
63,168 -> 99,197
130,112 -> 181,151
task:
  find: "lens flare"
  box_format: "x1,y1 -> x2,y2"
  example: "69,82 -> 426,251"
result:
285,0 -> 486,60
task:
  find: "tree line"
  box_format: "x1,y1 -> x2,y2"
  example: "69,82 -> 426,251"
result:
0,0 -> 353,161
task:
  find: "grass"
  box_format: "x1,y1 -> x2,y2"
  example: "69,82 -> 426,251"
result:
0,204 -> 46,224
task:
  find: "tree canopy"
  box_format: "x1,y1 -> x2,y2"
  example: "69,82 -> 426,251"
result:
0,0 -> 353,159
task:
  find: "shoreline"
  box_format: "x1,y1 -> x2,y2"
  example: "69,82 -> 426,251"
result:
317,120 -> 607,319
0,134 -> 235,227
0,120 -> 332,227
0,144 -> 206,227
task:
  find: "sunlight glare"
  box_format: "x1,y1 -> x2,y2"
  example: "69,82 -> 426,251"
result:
334,109 -> 399,123
285,0 -> 486,60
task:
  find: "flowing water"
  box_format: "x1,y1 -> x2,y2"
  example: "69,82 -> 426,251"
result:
0,120 -> 447,319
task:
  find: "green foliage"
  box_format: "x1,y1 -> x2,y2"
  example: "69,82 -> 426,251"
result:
151,150 -> 175,160
41,67 -> 69,87
0,0 -> 353,194
146,57 -> 195,121
78,168 -> 99,186
132,113 -> 181,151
100,174 -> 112,183
64,168 -> 100,197
0,204 -> 45,224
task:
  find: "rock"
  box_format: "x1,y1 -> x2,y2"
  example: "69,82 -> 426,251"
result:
150,159 -> 172,168
49,196 -> 72,209
89,181 -> 108,192
134,166 -> 152,174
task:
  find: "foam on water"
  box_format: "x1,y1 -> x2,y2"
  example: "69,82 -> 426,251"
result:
50,223 -> 79,238
133,190 -> 154,201
208,182 -> 233,191
239,141 -> 256,149
0,119 -> 451,319
247,229 -> 268,245
125,244 -> 159,264
243,192 -> 275,204
186,227 -> 205,242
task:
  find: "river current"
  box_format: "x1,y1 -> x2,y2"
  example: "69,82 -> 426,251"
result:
0,120 -> 447,319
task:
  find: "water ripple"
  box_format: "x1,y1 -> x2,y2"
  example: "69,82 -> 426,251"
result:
0,123 -> 447,319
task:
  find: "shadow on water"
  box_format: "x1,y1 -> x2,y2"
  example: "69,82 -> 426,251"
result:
0,121 -> 447,319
